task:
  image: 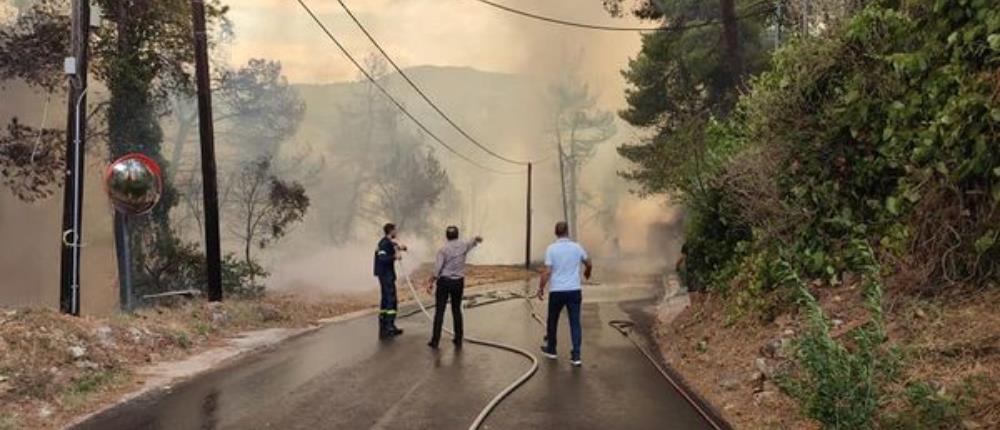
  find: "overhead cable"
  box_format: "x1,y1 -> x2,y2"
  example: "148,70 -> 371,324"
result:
469,0 -> 714,32
469,0 -> 774,33
336,0 -> 549,166
295,0 -> 521,175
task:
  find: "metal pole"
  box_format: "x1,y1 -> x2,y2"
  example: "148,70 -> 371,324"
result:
115,213 -> 134,311
191,0 -> 223,301
59,0 -> 90,316
525,163 -> 532,269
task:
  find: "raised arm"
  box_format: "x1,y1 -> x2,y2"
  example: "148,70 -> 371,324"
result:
467,236 -> 483,252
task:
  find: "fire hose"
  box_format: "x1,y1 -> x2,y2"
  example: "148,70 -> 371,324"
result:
399,261 -> 538,430
399,261 -> 724,430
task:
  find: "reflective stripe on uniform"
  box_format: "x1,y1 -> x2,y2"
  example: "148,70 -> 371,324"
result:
380,309 -> 397,315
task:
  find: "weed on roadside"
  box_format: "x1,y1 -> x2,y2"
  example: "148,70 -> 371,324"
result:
880,380 -> 974,429
59,370 -> 124,411
0,413 -> 20,430
173,332 -> 192,349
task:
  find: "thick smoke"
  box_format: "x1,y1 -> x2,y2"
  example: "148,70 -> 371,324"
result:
239,0 -> 675,295
1,0 -> 680,306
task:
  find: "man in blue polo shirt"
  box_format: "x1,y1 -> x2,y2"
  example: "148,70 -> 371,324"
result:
537,221 -> 593,367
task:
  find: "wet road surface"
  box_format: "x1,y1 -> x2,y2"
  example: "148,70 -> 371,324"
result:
73,280 -> 709,430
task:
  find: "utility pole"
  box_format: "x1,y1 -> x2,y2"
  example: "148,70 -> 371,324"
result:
59,0 -> 90,316
525,163 -> 532,269
191,0 -> 223,302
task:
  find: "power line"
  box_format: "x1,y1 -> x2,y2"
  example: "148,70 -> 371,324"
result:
469,0 -> 774,33
336,0 -> 549,166
468,0 -> 715,32
294,0 -> 520,175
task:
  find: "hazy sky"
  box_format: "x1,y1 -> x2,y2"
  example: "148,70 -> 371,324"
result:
226,0 -> 648,106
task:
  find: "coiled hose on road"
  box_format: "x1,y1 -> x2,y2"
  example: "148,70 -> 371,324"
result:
400,262 -> 724,430
399,262 -> 539,430
522,291 -> 726,430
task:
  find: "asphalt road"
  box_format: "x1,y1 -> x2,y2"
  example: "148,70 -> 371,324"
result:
72,280 -> 709,430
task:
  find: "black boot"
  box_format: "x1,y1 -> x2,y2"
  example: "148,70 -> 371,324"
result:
388,314 -> 403,336
378,316 -> 392,340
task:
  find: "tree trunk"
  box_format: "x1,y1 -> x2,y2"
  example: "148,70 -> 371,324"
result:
108,4 -> 175,295
568,126 -> 579,240
167,104 -> 195,187
720,0 -> 743,91
554,115 -> 570,225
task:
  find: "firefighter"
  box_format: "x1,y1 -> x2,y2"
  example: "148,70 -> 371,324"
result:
374,223 -> 406,339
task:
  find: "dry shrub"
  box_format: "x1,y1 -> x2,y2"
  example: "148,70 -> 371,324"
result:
714,145 -> 805,244
906,179 -> 999,293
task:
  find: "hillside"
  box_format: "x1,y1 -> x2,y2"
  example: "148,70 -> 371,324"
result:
291,65 -> 550,166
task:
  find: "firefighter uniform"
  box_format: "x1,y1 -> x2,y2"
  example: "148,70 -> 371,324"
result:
374,236 -> 401,338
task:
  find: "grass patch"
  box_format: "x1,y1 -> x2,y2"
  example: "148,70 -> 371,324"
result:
174,332 -> 192,350
59,369 -> 124,411
0,413 -> 21,430
193,322 -> 213,337
881,376 -> 989,430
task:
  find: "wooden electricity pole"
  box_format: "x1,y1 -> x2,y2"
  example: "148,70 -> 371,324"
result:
191,0 -> 223,302
525,163 -> 532,269
59,0 -> 91,316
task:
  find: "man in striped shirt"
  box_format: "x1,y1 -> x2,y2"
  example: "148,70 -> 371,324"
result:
427,226 -> 483,349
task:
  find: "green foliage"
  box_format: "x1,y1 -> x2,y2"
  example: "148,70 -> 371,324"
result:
229,155 -> 310,267
220,253 -> 267,298
70,370 -> 118,395
61,369 -> 127,413
616,0 -> 772,197
738,1 -> 999,288
672,0 -> 1000,295
880,382 -> 969,430
679,184 -> 751,292
0,0 -> 230,307
173,331 -> 192,349
135,234 -> 267,300
0,414 -> 20,430
777,242 -> 902,429
617,0 -> 998,427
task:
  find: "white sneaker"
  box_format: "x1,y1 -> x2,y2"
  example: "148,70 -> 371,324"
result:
571,359 -> 582,367
539,346 -> 557,359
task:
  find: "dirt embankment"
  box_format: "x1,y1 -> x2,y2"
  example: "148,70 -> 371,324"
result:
657,287 -> 999,429
0,265 -> 534,430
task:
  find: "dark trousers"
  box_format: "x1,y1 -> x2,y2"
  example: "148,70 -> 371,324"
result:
430,277 -> 464,345
378,274 -> 398,332
546,290 -> 583,360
